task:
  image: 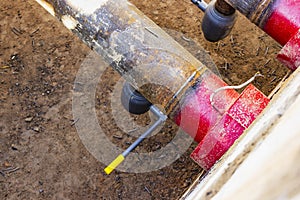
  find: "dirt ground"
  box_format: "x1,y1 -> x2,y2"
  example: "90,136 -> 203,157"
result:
0,0 -> 289,200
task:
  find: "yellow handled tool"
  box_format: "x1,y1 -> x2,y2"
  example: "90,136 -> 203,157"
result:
104,105 -> 167,175
104,154 -> 125,175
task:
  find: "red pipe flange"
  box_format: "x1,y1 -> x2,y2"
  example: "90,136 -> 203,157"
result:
263,0 -> 300,46
277,30 -> 300,70
174,70 -> 269,170
190,84 -> 269,170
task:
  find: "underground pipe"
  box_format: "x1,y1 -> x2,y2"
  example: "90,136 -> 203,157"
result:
197,0 -> 300,70
224,0 -> 300,46
223,0 -> 300,71
34,0 -> 239,138
34,0 -> 269,171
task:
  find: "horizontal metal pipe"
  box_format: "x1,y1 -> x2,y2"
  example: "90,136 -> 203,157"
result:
35,1 -> 270,171
35,0 -> 209,116
225,0 -> 300,46
224,0 -> 273,27
263,0 -> 300,46
35,0 -> 240,143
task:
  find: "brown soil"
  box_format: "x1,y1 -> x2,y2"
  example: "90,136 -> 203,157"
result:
0,0 -> 289,200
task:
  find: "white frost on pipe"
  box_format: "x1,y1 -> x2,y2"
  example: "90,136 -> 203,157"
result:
66,0 -> 109,15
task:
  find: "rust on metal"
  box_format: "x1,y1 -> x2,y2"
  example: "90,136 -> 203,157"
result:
215,0 -> 235,16
35,0 -> 209,116
225,0 -> 275,27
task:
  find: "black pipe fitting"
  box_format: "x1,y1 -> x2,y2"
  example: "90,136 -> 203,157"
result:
121,82 -> 152,115
201,0 -> 236,42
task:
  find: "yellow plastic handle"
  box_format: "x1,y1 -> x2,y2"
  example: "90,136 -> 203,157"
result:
104,154 -> 125,175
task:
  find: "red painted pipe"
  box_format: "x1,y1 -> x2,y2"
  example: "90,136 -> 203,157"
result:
190,84 -> 269,170
36,0 -> 271,171
177,0 -> 300,170
225,0 -> 300,46
263,0 -> 300,46
262,0 -> 300,70
277,30 -> 300,70
174,71 -> 269,170
174,70 -> 239,143
225,0 -> 300,69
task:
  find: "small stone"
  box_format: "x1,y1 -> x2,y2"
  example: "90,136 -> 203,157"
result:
153,10 -> 159,15
33,127 -> 40,132
11,144 -> 18,150
4,161 -> 11,167
181,182 -> 189,188
25,117 -> 33,122
52,82 -> 58,87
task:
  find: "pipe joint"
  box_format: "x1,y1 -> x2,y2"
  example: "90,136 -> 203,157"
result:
201,1 -> 237,42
